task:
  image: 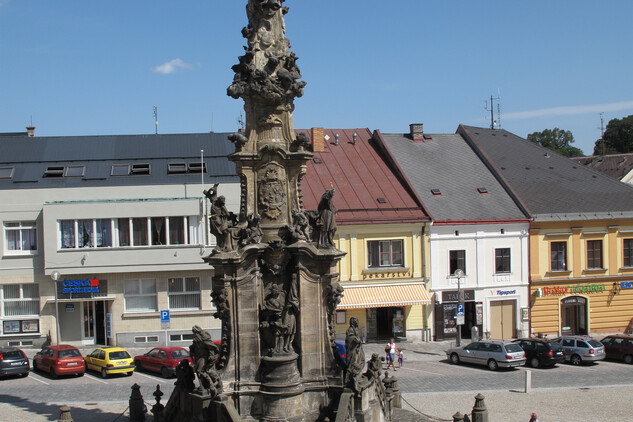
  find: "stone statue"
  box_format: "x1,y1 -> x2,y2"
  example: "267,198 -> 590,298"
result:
189,325 -> 221,396
315,188 -> 337,249
228,132 -> 248,151
262,284 -> 284,355
344,317 -> 364,390
204,184 -> 238,252
241,213 -> 263,245
281,274 -> 299,353
292,208 -> 311,241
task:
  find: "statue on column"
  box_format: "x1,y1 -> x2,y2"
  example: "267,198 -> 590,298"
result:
189,325 -> 221,397
204,184 -> 239,252
314,189 -> 337,249
344,317 -> 365,391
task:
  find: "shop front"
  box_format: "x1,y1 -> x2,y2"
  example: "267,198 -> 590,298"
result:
434,289 -> 482,341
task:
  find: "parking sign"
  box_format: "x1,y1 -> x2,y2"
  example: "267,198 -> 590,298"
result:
161,310 -> 170,323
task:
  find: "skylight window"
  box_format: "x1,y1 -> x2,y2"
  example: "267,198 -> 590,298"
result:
65,165 -> 85,177
188,162 -> 207,173
131,163 -> 151,175
111,164 -> 130,176
168,163 -> 187,174
0,167 -> 14,179
431,188 -> 441,196
377,197 -> 387,204
313,158 -> 322,164
477,187 -> 488,194
44,166 -> 65,178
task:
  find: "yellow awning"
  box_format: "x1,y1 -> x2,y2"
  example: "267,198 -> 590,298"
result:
337,283 -> 431,309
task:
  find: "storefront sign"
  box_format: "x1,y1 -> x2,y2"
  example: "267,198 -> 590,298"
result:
442,289 -> 475,303
620,281 -> 633,289
540,283 -> 606,296
492,289 -> 516,296
57,279 -> 108,300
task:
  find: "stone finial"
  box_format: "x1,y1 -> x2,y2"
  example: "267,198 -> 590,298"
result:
453,412 -> 465,422
129,383 -> 146,421
471,393 -> 488,422
58,405 -> 73,422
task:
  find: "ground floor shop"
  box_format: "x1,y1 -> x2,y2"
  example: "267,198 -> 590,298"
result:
531,277 -> 633,336
433,286 -> 529,341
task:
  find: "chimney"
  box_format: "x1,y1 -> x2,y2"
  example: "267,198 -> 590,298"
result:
312,127 -> 324,152
26,126 -> 36,137
409,123 -> 424,141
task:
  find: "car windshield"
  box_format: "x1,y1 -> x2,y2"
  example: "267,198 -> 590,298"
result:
589,340 -> 603,347
504,344 -> 523,353
549,342 -> 562,351
170,350 -> 189,359
1,350 -> 24,359
58,349 -> 81,358
109,351 -> 131,360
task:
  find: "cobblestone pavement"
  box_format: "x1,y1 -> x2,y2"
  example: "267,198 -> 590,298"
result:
2,340 -> 632,421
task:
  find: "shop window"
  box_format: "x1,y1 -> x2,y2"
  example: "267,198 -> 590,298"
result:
495,248 -> 511,273
367,240 -> 403,268
449,250 -> 466,275
587,240 -> 603,269
168,277 -> 201,310
2,283 -> 40,320
4,221 -> 37,255
124,279 -> 157,312
624,239 -> 633,267
551,241 -> 567,271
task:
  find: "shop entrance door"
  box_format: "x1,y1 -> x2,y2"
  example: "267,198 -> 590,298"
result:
489,300 -> 516,339
366,308 -> 377,340
82,302 -> 95,344
95,301 -> 106,345
561,296 -> 587,335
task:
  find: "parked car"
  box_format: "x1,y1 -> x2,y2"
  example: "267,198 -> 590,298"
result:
553,336 -> 605,365
33,345 -> 85,378
599,334 -> 633,364
84,346 -> 135,378
446,340 -> 526,371
0,346 -> 29,378
512,338 -> 565,368
134,347 -> 192,378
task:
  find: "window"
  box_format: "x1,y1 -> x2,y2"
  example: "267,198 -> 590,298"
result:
64,166 -> 85,177
131,163 -> 150,175
367,240 -> 403,268
4,221 -> 37,254
96,219 -> 112,247
188,162 -> 207,173
449,250 -> 466,275
111,164 -> 130,176
2,284 -> 40,317
116,218 -> 130,247
168,163 -> 187,174
124,279 -> 157,312
151,217 -> 167,245
169,217 -> 185,245
132,218 -> 148,246
168,277 -> 201,309
625,239 -> 633,267
495,248 -> 511,273
0,167 -> 14,179
551,241 -> 567,271
587,240 -> 603,269
60,220 -> 76,248
77,219 -> 93,248
44,166 -> 64,177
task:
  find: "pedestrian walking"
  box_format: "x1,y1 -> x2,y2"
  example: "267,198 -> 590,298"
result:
529,412 -> 539,422
398,349 -> 404,368
386,338 -> 398,371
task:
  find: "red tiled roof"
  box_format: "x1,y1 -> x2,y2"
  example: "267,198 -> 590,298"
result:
298,128 -> 430,225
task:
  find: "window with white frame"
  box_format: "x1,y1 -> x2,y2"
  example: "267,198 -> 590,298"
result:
2,284 -> 40,335
124,279 -> 157,312
59,216 -> 201,250
495,248 -> 511,273
449,250 -> 466,275
367,240 -> 403,268
4,221 -> 37,254
168,277 -> 201,309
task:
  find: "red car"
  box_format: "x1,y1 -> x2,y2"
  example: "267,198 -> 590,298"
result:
33,345 -> 85,378
134,347 -> 192,378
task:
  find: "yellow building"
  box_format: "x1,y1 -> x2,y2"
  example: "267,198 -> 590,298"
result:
301,128 -> 432,341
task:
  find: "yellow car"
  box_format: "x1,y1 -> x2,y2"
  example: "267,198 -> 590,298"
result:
84,346 -> 135,378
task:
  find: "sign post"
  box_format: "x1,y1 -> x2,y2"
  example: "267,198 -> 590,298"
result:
454,269 -> 464,347
161,310 -> 170,346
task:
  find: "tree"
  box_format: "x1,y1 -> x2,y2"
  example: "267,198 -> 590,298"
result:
593,115 -> 633,155
527,128 -> 584,157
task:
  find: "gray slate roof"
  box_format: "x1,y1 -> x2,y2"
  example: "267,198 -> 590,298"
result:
0,132 -> 238,189
572,154 -> 633,181
378,131 -> 527,222
458,125 -> 633,218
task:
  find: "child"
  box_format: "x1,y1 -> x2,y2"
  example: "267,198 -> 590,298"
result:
398,349 -> 404,368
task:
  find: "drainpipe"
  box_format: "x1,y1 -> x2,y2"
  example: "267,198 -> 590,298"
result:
421,224 -> 428,341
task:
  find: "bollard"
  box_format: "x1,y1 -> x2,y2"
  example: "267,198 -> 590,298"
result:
525,370 -> 532,393
58,405 -> 73,422
471,393 -> 488,422
129,383 -> 146,421
453,411 -> 465,422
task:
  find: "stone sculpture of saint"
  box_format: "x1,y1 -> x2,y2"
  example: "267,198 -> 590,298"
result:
344,317 -> 365,390
204,184 -> 237,252
316,189 -> 337,248
189,325 -> 221,396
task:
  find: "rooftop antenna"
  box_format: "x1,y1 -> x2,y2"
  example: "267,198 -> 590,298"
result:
211,112 -> 214,133
599,112 -> 605,156
485,94 -> 501,129
237,112 -> 245,131
153,106 -> 158,135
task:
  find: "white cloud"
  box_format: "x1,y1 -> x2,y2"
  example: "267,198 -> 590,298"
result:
152,58 -> 194,75
504,101 -> 633,120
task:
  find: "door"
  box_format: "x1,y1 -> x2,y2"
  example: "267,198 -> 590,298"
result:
560,297 -> 587,335
95,301 -> 106,345
366,308 -> 377,340
434,303 -> 445,340
82,302 -> 95,343
489,300 -> 516,339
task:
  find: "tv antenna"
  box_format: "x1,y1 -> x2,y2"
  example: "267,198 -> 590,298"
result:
153,106 -> 158,135
599,112 -> 605,155
237,112 -> 245,131
485,94 -> 501,129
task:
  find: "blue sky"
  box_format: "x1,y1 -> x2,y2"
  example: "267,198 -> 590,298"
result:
1,1 -> 632,156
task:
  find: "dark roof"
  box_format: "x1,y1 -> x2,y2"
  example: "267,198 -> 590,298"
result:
458,125 -> 633,218
377,131 -> 527,222
571,154 -> 633,181
299,129 -> 430,225
0,132 -> 238,189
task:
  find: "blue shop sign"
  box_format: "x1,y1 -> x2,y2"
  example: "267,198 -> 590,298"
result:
57,278 -> 108,299
621,281 -> 633,289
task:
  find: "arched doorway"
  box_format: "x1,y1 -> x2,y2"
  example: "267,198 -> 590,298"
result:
560,296 -> 587,335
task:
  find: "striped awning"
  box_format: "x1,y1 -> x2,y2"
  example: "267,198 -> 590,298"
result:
337,283 -> 431,309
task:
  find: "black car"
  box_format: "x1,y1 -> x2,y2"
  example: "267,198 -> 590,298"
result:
0,346 -> 30,378
513,338 -> 565,368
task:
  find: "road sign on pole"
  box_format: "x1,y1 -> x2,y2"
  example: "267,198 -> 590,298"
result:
161,310 -> 170,330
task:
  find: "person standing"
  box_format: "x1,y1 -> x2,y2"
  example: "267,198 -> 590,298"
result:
529,413 -> 539,422
386,338 -> 398,371
398,349 -> 404,368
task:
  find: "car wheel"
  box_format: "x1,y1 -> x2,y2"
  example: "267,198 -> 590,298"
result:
126,371 -> 134,377
161,367 -> 171,378
20,372 -> 28,378
624,354 -> 633,365
77,372 -> 84,377
49,367 -> 57,379
487,359 -> 498,371
450,353 -> 460,365
530,357 -> 540,368
570,354 -> 582,366
101,368 -> 108,379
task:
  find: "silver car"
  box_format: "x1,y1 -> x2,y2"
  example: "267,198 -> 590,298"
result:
553,336 -> 605,365
446,340 -> 526,371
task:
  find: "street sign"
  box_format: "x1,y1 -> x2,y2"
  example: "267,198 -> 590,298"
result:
456,315 -> 465,325
161,310 -> 170,330
457,304 -> 464,315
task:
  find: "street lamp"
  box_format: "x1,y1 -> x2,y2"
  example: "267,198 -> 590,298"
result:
454,269 -> 464,347
51,271 -> 61,345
